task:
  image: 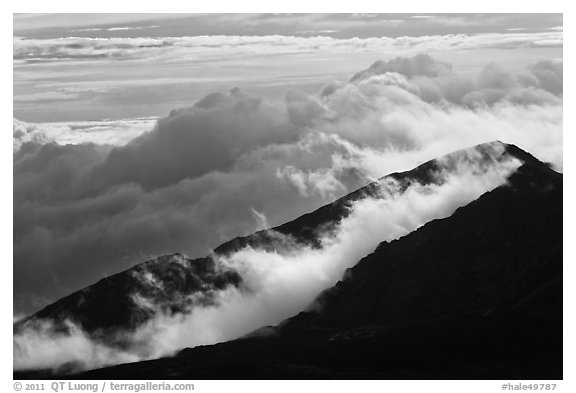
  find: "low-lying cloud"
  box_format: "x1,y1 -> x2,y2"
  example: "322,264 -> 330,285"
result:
14,54 -> 562,340
13,118 -> 155,153
14,144 -> 521,371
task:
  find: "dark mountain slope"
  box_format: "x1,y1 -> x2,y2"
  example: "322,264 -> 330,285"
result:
279,150 -> 562,333
14,141 -> 512,340
33,142 -> 562,380
217,140 -> 514,252
15,254 -> 241,336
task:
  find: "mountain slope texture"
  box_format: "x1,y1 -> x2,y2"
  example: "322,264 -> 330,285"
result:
14,141 -> 562,379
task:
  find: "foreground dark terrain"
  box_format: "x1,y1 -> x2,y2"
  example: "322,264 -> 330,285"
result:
14,142 -> 562,379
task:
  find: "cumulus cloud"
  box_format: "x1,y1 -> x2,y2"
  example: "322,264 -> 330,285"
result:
94,89 -> 299,190
349,54 -> 563,107
14,54 -> 562,335
351,53 -> 453,81
13,119 -> 54,152
14,144 -> 521,371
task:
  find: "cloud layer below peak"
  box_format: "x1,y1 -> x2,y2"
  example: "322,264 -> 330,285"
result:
14,54 -> 562,323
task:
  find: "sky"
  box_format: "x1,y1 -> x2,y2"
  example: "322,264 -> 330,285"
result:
13,13 -> 562,332
13,13 -> 562,122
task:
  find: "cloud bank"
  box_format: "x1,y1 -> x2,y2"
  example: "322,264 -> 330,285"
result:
14,28 -> 562,123
13,118 -> 155,153
13,32 -> 562,65
14,144 -> 521,371
14,54 -> 562,367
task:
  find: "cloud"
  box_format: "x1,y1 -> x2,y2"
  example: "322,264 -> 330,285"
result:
350,54 -> 563,107
14,144 -> 521,371
531,59 -> 563,95
14,54 -> 562,333
93,88 -> 299,190
13,29 -> 562,123
351,53 -> 453,82
106,26 -> 159,32
13,32 -> 562,65
275,164 -> 347,199
14,319 -> 140,371
13,119 -> 54,152
13,118 -> 156,153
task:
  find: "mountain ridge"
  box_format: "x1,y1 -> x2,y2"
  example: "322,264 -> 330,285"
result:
65,140 -> 561,380
16,141 -> 521,335
14,140 -> 562,379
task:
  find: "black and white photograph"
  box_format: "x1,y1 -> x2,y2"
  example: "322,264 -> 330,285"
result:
10,7 -> 568,388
